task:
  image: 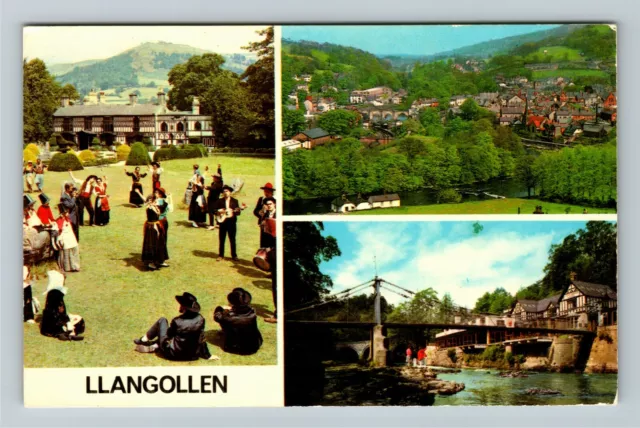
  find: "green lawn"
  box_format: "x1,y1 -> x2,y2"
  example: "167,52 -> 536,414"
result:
532,69 -> 609,80
525,46 -> 584,63
349,198 -> 617,215
24,156 -> 277,368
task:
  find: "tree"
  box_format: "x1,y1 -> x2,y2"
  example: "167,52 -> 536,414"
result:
23,59 -> 67,143
474,288 -> 514,314
460,98 -> 480,121
283,222 -> 341,310
317,110 -> 360,136
515,154 -> 538,198
388,288 -> 441,324
283,108 -> 307,139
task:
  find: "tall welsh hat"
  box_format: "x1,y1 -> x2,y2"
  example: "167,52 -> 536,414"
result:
23,194 -> 36,209
38,193 -> 51,205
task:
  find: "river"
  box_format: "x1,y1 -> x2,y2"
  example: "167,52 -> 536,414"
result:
284,177 -> 530,215
434,368 -> 617,406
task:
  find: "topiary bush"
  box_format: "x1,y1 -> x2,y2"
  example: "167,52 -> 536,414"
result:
78,149 -> 96,164
126,142 -> 150,166
181,144 -> 202,159
25,143 -> 40,156
23,148 -> 38,163
192,143 -> 208,157
153,147 -> 172,162
48,152 -> 84,171
116,144 -> 131,161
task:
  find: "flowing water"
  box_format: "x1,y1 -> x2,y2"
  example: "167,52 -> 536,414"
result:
284,177 -> 529,215
433,368 -> 617,406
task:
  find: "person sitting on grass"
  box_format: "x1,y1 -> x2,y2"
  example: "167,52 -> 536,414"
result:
213,288 -> 263,355
133,292 -> 219,361
40,270 -> 85,341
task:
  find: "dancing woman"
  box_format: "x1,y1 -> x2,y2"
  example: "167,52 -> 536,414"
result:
124,167 -> 147,207
206,164 -> 223,230
150,162 -> 163,191
141,195 -> 169,271
188,167 -> 206,228
155,187 -> 170,253
55,203 -> 80,272
77,175 -> 97,226
93,176 -> 110,226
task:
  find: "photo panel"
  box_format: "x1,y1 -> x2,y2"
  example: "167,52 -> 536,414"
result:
22,25 -> 280,406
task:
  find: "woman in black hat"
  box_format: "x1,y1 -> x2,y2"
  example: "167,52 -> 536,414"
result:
141,194 -> 169,270
205,164 -> 223,230
124,166 -> 147,207
188,167 -> 207,228
133,292 -> 217,361
214,288 -> 263,355
150,162 -> 162,191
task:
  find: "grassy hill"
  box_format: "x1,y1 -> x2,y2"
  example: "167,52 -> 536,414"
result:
51,42 -> 256,96
524,46 -> 584,62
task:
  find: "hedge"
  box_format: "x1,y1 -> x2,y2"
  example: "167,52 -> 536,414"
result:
126,142 -> 150,166
23,148 -> 38,163
48,153 -> 84,171
192,143 -> 208,157
153,144 -> 203,162
78,150 -> 96,164
25,143 -> 40,156
83,157 -> 119,167
210,147 -> 275,154
117,144 -> 131,161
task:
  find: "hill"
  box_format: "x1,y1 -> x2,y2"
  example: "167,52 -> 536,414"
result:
50,41 -> 256,96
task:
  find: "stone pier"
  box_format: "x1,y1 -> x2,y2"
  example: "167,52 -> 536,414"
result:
371,325 -> 388,367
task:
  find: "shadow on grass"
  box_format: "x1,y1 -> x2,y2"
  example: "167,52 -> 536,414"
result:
119,252 -> 149,272
231,258 -> 270,279
192,249 -> 217,259
252,303 -> 275,318
204,329 -> 226,350
252,279 -> 272,290
176,220 -> 208,228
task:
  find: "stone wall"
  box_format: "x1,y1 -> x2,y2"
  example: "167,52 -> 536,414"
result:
585,326 -> 618,373
549,336 -> 578,371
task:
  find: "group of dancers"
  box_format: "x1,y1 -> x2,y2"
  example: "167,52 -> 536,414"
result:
23,159 -> 47,193
24,157 -> 278,359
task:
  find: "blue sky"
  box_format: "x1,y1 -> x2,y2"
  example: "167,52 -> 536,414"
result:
283,24 -> 561,56
317,221 -> 608,308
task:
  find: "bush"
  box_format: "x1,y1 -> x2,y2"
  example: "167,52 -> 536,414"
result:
142,136 -> 153,146
83,157 -> 118,167
447,348 -> 457,363
78,149 -> 96,164
116,144 -> 132,161
504,352 -> 515,366
25,143 -> 40,156
91,137 -> 101,146
153,147 -> 172,162
68,149 -> 80,158
49,134 -> 60,146
438,189 -> 462,204
192,143 -> 208,157
481,346 -> 504,362
50,145 -> 59,152
153,144 -> 203,162
91,145 -> 102,151
23,148 -> 38,163
181,144 -> 202,159
48,152 -> 84,171
126,142 -> 150,166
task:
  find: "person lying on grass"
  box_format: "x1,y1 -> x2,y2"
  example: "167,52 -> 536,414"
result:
213,288 -> 263,355
134,292 -> 219,361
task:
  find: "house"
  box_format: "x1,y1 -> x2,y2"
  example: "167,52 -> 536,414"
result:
368,194 -> 401,209
582,122 -> 607,138
282,139 -> 309,151
527,115 -> 548,131
449,95 -> 468,107
603,92 -> 617,109
349,87 -> 393,104
53,91 -> 214,148
507,94 -> 525,106
558,274 -> 617,328
500,106 -> 525,120
291,127 -> 332,149
295,83 -> 310,92
571,109 -> 596,122
511,294 -> 561,321
331,197 -> 357,213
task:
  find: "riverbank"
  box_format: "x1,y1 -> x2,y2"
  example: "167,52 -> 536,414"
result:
349,198 -> 616,215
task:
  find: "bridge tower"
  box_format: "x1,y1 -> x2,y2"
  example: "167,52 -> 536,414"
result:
371,275 -> 387,367
373,276 -> 382,325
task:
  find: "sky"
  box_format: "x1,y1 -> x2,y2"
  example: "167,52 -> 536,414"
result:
283,24 -> 561,56
316,220 -> 603,309
23,26 -> 267,64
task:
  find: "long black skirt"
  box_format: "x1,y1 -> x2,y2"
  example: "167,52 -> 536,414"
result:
129,183 -> 144,206
95,200 -> 110,225
142,222 -> 168,264
188,195 -> 207,223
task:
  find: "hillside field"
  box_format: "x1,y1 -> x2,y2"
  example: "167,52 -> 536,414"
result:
532,69 -> 609,80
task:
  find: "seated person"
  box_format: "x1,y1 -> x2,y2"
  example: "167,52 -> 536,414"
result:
40,270 -> 84,341
133,292 -> 218,361
23,194 -> 53,259
214,288 -> 263,355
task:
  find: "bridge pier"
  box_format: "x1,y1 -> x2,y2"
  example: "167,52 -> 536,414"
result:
371,325 -> 388,367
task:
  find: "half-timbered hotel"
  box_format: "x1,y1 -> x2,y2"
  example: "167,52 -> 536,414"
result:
558,276 -> 617,327
53,91 -> 214,149
511,294 -> 561,321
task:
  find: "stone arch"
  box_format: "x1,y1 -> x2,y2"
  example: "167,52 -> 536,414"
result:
383,112 -> 393,121
370,111 -> 382,121
160,122 -> 168,132
335,346 -> 359,363
396,112 -> 408,121
177,122 -> 185,132
194,121 -> 202,131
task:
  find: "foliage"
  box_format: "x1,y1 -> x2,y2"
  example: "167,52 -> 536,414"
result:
25,143 -> 41,156
23,148 -> 38,163
564,25 -> 616,61
438,189 -> 462,203
78,149 -> 96,164
125,142 -> 150,166
56,51 -> 139,94
82,157 -> 119,167
317,110 -> 360,136
48,153 -> 84,171
515,154 -> 539,198
283,108 -> 307,139
283,222 -> 341,310
474,288 -> 515,314
116,144 -> 131,161
481,345 -> 505,362
153,144 -> 203,161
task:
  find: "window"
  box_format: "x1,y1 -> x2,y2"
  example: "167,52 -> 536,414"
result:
103,117 -> 113,132
84,117 -> 92,130
63,118 -> 73,132
194,121 -> 202,131
176,122 -> 184,132
133,117 -> 140,132
160,122 -> 168,132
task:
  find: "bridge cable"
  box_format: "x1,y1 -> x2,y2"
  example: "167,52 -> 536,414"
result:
379,284 -> 413,299
380,279 -> 416,296
284,280 -> 375,315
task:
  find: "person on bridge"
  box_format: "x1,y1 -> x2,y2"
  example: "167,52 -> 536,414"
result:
406,346 -> 412,366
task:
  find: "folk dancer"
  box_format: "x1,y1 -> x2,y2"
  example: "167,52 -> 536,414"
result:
77,175 -> 97,226
40,270 -> 85,341
55,203 -> 80,272
206,164 -> 223,230
141,195 -> 169,271
125,166 -> 147,207
133,292 -> 217,361
214,185 -> 244,261
93,176 -> 110,226
188,165 -> 207,228
253,183 -> 275,243
23,161 -> 36,193
34,159 -> 47,192
155,187 -> 170,253
150,162 -> 163,191
258,197 -> 277,324
213,288 -> 263,355
60,182 -> 80,241
23,194 -> 52,258
23,266 -> 38,324
36,193 -> 58,242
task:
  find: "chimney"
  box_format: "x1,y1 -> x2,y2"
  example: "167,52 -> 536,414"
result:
99,91 -> 105,104
129,92 -> 138,106
569,272 -> 577,282
157,90 -> 166,106
192,96 -> 200,115
61,96 -> 70,107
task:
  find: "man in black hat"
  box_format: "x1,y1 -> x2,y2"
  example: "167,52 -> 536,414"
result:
214,288 -> 263,355
133,292 -> 218,361
213,185 -> 245,261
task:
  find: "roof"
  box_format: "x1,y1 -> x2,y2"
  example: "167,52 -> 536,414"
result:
516,294 -> 561,313
301,128 -> 330,139
572,280 -> 617,300
583,123 -> 605,133
331,197 -> 354,207
53,103 -> 196,117
369,193 -> 400,202
502,107 -> 525,115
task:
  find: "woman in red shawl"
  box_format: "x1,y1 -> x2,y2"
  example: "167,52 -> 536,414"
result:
93,176 -> 110,226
